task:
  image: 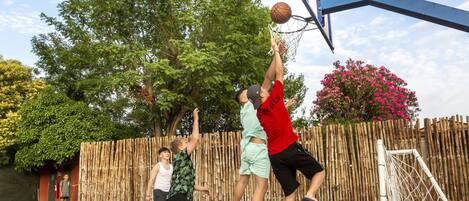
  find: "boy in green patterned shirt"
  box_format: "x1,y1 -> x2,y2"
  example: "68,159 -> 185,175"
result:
167,108 -> 209,201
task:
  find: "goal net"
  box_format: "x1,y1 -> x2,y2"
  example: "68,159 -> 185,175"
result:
377,140 -> 448,201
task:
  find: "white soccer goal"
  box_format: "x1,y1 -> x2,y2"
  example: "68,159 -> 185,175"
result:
376,140 -> 448,201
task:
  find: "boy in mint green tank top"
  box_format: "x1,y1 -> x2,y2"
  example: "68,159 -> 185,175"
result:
233,88 -> 297,201
233,88 -> 270,201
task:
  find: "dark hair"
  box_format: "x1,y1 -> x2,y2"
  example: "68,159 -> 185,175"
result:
234,88 -> 247,104
158,147 -> 170,154
170,138 -> 182,154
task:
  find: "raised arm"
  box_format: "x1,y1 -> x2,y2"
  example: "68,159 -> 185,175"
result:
146,164 -> 160,201
195,184 -> 209,192
261,55 -> 277,91
186,108 -> 200,154
262,38 -> 287,90
272,39 -> 284,84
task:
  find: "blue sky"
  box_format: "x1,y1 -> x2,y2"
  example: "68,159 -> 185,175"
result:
1,0 -> 468,119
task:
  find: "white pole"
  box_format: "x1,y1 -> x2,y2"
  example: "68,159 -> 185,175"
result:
377,140 -> 387,201
387,150 -> 414,155
413,150 -> 448,201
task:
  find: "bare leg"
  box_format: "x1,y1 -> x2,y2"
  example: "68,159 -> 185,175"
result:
305,170 -> 325,199
252,175 -> 268,201
234,175 -> 250,201
285,191 -> 296,201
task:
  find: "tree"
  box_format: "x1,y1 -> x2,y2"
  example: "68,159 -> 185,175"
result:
32,0 -> 306,135
313,59 -> 420,123
14,88 -> 116,171
285,72 -> 307,106
0,57 -> 46,164
291,109 -> 320,129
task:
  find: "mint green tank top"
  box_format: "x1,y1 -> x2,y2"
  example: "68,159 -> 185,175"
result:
240,102 -> 267,149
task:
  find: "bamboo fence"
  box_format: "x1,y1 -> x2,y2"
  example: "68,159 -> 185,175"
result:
78,116 -> 469,201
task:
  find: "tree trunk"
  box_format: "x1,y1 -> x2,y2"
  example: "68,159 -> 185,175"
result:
144,80 -> 162,136
166,108 -> 187,136
152,117 -> 162,136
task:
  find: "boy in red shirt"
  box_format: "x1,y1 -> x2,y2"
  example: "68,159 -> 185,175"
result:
247,38 -> 324,201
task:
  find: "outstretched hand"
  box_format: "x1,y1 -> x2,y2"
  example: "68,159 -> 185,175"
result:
271,36 -> 279,52
271,36 -> 287,57
199,186 -> 209,193
193,108 -> 199,120
198,186 -> 211,199
286,98 -> 297,108
278,40 -> 287,57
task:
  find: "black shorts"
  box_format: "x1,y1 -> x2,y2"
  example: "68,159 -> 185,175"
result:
153,189 -> 169,201
269,142 -> 324,196
166,193 -> 190,201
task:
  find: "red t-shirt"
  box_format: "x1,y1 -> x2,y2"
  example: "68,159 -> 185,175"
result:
257,80 -> 298,155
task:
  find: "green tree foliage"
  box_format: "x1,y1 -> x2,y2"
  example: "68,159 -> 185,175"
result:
0,57 -> 46,164
291,108 -> 319,129
32,0 -> 306,136
15,88 -> 115,171
284,73 -> 307,113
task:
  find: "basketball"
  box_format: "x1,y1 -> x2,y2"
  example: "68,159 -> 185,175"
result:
270,2 -> 292,24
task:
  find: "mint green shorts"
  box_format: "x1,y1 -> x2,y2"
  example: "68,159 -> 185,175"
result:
240,143 -> 270,179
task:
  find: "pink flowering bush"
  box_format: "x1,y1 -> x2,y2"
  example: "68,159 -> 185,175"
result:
313,59 -> 420,122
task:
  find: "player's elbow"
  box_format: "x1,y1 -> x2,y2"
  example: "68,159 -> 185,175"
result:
264,73 -> 272,81
190,134 -> 200,143
275,71 -> 283,80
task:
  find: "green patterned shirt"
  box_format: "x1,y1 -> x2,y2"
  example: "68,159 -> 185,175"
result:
167,149 -> 195,200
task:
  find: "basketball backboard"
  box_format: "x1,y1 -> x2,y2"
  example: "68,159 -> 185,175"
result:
302,0 -> 334,51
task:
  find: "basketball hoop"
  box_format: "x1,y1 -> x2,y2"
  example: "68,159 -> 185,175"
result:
269,15 -> 317,61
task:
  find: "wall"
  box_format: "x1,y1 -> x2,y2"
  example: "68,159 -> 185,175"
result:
0,166 -> 38,201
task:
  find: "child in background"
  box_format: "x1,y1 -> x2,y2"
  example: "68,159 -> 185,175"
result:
146,147 -> 173,201
60,174 -> 70,201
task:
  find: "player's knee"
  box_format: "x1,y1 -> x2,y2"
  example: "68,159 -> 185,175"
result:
313,170 -> 325,181
318,170 -> 325,176
259,181 -> 268,192
237,175 -> 249,186
255,177 -> 268,190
